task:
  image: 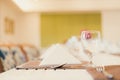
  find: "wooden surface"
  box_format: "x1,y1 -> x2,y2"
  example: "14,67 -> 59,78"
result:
16,60 -> 89,69
16,60 -> 120,80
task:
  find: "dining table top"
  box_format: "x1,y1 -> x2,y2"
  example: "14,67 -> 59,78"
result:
0,53 -> 120,80
0,60 -> 119,80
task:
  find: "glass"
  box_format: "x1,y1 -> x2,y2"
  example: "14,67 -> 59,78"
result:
80,30 -> 101,66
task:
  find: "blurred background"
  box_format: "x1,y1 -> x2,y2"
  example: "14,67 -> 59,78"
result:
0,0 -> 120,48
0,0 -> 120,73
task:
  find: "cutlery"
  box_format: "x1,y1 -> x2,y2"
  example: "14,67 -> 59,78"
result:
96,66 -> 114,80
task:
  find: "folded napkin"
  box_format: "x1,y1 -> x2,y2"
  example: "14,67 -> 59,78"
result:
40,44 -> 81,65
40,44 -> 58,60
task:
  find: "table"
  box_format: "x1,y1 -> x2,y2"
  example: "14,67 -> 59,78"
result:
0,53 -> 120,80
0,60 -> 120,80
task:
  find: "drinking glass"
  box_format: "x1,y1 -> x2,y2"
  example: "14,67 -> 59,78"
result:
80,30 -> 101,66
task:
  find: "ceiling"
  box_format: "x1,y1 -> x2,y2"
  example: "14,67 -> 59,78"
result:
12,0 -> 120,12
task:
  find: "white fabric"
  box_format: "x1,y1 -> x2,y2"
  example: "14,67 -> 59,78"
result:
40,44 -> 59,60
92,53 -> 120,66
0,69 -> 93,80
65,36 -> 90,62
107,44 -> 120,53
88,40 -> 120,54
65,36 -> 79,49
40,44 -> 81,65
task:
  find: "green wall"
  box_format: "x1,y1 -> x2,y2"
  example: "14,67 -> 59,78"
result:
41,13 -> 101,47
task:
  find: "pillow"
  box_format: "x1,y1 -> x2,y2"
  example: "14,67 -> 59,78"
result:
0,47 -> 15,71
10,47 -> 26,65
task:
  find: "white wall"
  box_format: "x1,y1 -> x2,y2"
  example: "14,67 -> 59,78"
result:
0,0 -> 2,39
0,0 -> 40,47
102,10 -> 120,43
18,13 -> 40,47
0,0 -> 21,42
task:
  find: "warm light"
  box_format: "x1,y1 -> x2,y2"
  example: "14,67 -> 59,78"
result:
12,0 -> 120,12
12,0 -> 33,11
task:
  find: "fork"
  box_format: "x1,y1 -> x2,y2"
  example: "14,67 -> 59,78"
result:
96,66 -> 114,80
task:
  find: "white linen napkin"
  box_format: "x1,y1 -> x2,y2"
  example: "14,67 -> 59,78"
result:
39,44 -> 81,65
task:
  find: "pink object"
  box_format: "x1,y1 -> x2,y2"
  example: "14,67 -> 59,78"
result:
81,30 -> 92,40
85,31 -> 92,39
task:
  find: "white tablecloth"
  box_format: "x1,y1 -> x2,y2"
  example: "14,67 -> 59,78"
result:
0,69 -> 93,80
